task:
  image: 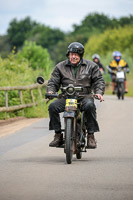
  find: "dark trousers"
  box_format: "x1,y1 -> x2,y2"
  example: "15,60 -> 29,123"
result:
48,97 -> 99,134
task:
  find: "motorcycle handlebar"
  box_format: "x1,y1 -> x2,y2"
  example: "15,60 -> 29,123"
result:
45,93 -> 101,100
106,65 -> 129,73
45,93 -> 59,98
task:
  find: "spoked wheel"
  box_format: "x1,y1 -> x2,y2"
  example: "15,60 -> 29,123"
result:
65,118 -> 73,164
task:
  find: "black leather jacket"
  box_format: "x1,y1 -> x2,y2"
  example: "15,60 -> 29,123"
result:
47,59 -> 105,95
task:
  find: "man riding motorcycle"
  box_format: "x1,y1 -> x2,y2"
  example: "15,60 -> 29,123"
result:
47,42 -> 105,149
108,51 -> 129,94
92,54 -> 106,74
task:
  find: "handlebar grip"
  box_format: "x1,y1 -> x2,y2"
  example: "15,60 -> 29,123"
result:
93,95 -> 99,100
45,93 -> 59,99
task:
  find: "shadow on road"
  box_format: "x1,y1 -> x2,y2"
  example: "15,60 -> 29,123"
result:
8,156 -> 133,165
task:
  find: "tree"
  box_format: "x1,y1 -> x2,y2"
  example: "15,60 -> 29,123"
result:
7,17 -> 65,63
72,13 -> 113,36
27,24 -> 65,61
0,35 -> 10,57
119,15 -> 133,27
7,17 -> 38,50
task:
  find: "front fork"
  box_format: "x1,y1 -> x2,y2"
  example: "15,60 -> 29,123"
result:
63,110 -> 86,153
79,112 -> 86,148
63,111 -> 76,153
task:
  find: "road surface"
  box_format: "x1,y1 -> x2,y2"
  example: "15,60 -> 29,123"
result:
0,95 -> 133,200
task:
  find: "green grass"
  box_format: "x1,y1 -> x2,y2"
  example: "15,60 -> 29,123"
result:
24,101 -> 50,118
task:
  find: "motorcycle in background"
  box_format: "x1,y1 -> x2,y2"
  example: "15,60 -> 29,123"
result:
115,66 -> 125,100
107,65 -> 127,100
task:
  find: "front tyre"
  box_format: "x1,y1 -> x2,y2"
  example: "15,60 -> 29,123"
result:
120,82 -> 125,100
76,149 -> 82,159
116,83 -> 121,99
65,118 -> 73,164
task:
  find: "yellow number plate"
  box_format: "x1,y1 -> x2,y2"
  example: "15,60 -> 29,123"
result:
66,99 -> 77,108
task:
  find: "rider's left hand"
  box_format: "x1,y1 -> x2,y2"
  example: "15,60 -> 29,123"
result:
95,94 -> 104,102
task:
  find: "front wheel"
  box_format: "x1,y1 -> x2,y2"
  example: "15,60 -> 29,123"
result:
117,82 -> 125,100
120,82 -> 125,100
116,83 -> 120,99
65,118 -> 74,164
76,149 -> 82,159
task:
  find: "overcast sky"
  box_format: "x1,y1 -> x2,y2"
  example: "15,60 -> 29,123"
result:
0,0 -> 133,35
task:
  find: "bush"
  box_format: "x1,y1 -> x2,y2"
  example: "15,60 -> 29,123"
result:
17,41 -> 52,74
0,45 -> 53,119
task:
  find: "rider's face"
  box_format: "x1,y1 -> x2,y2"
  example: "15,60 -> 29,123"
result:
115,56 -> 121,60
69,53 -> 80,65
94,58 -> 99,63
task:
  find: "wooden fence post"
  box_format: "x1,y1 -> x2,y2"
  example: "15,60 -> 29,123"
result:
38,87 -> 42,99
19,90 -> 23,104
19,90 -> 24,114
5,91 -> 8,107
30,89 -> 35,103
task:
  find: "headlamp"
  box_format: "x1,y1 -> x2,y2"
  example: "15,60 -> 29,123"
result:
66,85 -> 75,95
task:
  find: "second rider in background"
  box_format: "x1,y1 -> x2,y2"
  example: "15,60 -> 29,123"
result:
92,54 -> 106,75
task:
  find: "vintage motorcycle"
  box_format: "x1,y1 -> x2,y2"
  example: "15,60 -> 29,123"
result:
37,76 -> 99,164
116,66 -> 126,100
107,65 -> 127,100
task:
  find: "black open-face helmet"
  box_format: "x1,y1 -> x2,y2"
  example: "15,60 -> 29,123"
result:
66,42 -> 84,58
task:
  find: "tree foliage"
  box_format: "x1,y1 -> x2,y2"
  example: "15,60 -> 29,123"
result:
17,41 -> 52,73
84,25 -> 133,58
73,13 -> 112,34
7,17 -> 38,50
27,24 -> 65,49
71,13 -> 133,45
0,35 -> 10,57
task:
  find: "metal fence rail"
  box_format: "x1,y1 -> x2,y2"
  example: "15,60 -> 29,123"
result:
0,81 -> 48,112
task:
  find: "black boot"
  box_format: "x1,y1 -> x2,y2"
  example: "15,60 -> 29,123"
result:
49,133 -> 63,147
86,133 -> 97,149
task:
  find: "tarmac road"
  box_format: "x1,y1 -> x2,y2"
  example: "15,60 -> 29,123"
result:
0,95 -> 133,200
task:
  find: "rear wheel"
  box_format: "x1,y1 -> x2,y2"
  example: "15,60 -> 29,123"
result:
65,118 -> 73,164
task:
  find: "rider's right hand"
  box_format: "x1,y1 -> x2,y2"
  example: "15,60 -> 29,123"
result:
48,91 -> 53,94
49,91 -> 54,99
95,94 -> 104,102
45,91 -> 54,100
